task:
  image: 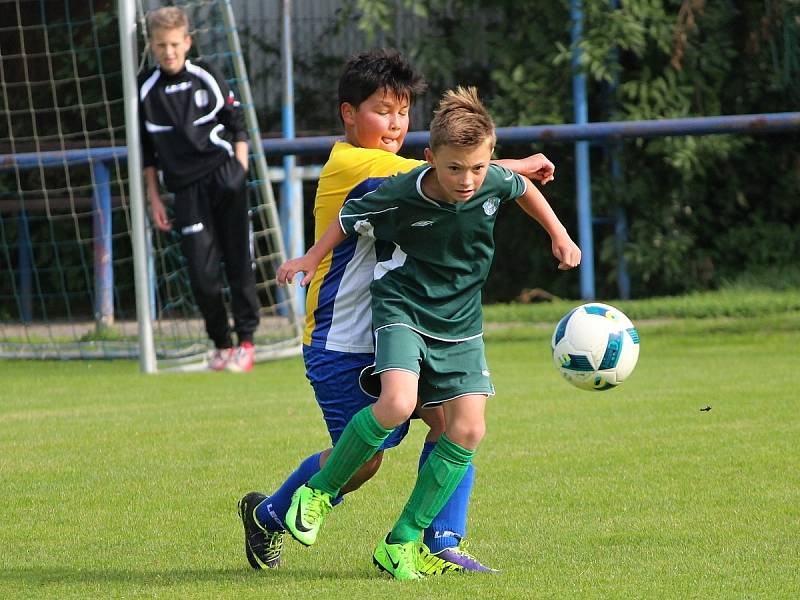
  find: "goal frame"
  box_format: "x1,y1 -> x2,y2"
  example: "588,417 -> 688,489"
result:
119,0 -> 303,373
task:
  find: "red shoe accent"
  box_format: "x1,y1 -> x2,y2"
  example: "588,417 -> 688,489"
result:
227,342 -> 255,372
209,347 -> 234,371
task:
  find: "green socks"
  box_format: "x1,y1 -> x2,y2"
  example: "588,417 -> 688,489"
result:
308,406 -> 392,497
389,433 -> 474,544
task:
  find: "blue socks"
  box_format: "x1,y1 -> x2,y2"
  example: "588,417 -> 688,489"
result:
255,452 -> 323,531
419,441 -> 475,553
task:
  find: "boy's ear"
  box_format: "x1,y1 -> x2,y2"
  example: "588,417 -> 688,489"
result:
423,147 -> 434,164
341,102 -> 356,126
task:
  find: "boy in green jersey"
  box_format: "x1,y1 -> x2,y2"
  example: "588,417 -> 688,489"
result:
277,86 -> 581,579
239,50 -> 557,573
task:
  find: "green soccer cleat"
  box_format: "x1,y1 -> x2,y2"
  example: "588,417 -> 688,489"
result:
284,484 -> 332,546
415,543 -> 464,575
238,492 -> 284,569
372,534 -> 424,581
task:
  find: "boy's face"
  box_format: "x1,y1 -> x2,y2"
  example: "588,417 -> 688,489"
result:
150,26 -> 191,75
423,138 -> 494,203
341,88 -> 410,154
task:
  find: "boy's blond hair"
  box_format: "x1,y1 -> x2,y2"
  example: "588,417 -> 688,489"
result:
429,86 -> 496,151
146,6 -> 190,34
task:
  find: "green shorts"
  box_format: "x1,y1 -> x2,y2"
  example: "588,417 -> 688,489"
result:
359,325 -> 495,407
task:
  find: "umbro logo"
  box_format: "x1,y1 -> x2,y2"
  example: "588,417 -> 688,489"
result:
411,220 -> 434,227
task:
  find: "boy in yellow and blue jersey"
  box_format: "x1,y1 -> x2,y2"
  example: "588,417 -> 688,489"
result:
238,50 -> 556,572
277,86 -> 581,580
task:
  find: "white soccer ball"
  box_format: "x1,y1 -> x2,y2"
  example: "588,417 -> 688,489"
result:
551,302 -> 640,391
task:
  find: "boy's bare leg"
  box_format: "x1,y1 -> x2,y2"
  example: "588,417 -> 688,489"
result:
320,448 -> 383,495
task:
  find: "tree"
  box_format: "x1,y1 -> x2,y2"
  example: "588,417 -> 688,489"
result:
341,0 -> 800,298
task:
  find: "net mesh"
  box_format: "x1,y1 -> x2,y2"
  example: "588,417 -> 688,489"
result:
0,0 -> 302,367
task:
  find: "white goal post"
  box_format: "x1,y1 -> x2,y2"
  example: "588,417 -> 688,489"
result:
0,0 -> 303,371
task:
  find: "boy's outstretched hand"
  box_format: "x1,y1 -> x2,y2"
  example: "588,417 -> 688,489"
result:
521,153 -> 555,185
551,232 -> 582,270
277,256 -> 317,287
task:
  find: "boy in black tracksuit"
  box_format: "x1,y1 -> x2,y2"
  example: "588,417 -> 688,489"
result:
138,6 -> 259,372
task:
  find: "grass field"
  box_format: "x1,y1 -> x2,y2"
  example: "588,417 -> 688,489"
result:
1,302 -> 799,598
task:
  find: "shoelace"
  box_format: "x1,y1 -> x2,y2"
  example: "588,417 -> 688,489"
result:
449,541 -> 487,569
263,530 -> 283,560
398,543 -> 423,577
303,489 -> 332,523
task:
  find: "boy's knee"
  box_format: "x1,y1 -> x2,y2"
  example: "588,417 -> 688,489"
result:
446,420 -> 485,450
374,391 -> 417,428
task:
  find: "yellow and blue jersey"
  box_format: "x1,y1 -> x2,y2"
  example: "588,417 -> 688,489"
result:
303,141 -> 423,352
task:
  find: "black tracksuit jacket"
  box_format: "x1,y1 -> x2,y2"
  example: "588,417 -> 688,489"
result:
137,59 -> 247,191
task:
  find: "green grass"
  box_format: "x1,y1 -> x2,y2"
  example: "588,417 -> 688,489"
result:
484,288 -> 800,323
1,310 -> 799,598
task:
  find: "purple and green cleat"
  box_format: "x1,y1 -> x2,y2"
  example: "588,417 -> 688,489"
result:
429,541 -> 498,574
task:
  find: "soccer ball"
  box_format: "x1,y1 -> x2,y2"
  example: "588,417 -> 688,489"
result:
551,302 -> 640,391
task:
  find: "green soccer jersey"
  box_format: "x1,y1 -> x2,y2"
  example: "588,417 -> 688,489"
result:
338,163 -> 527,341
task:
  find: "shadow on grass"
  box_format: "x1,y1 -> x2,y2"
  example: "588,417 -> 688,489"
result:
0,565 -> 369,586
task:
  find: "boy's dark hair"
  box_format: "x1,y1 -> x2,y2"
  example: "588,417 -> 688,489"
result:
338,49 -> 426,116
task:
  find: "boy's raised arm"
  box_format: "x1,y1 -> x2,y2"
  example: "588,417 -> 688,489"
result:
277,217 -> 349,287
514,176 -> 582,271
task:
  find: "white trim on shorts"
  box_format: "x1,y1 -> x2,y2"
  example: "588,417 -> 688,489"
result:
374,322 -> 483,344
419,388 -> 496,408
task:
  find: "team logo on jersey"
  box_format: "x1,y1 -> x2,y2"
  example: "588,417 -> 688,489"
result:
194,89 -> 209,108
411,220 -> 434,227
353,219 -> 375,238
483,197 -> 500,216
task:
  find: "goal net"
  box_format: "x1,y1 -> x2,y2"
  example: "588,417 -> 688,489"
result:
0,0 -> 302,369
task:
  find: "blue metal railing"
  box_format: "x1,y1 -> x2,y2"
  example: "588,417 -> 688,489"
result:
255,112 -> 800,156
3,110 -> 800,321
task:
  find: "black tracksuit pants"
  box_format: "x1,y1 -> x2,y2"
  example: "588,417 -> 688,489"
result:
173,158 -> 260,348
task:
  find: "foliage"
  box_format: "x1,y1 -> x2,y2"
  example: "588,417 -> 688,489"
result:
238,23 -> 343,135
339,0 -> 800,299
